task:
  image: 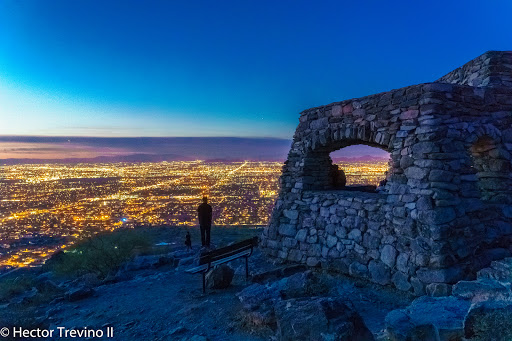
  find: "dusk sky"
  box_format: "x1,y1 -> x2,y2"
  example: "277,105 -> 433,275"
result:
0,1 -> 511,159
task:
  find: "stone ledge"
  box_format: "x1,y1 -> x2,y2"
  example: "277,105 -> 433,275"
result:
303,190 -> 387,200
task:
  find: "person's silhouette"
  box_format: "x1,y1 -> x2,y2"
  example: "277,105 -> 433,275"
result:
197,196 -> 212,247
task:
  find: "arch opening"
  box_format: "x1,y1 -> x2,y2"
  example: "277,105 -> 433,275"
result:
302,142 -> 391,192
330,145 -> 390,191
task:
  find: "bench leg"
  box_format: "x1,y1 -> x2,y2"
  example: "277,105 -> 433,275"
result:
202,272 -> 206,294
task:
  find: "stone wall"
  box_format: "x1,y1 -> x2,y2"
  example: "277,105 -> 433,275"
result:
437,51 -> 512,88
261,51 -> 512,295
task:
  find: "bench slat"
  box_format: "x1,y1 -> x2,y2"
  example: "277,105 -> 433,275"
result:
199,237 -> 258,265
210,249 -> 251,266
185,264 -> 208,274
185,249 -> 252,274
205,245 -> 252,264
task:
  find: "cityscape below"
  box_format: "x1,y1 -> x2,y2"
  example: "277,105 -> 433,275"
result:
0,159 -> 388,271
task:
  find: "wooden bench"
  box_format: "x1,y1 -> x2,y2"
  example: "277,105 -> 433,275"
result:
185,236 -> 258,293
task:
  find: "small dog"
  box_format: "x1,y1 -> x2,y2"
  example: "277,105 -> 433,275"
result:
185,231 -> 192,250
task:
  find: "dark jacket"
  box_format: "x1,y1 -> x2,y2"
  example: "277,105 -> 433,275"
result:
197,203 -> 212,226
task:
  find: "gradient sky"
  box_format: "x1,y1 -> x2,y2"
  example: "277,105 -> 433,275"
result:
0,0 -> 511,139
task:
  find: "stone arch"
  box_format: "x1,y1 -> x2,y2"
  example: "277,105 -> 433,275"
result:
262,51 -> 512,295
293,114 -> 396,192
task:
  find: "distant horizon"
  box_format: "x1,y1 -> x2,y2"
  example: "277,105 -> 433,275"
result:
0,154 -> 390,166
0,135 -> 390,163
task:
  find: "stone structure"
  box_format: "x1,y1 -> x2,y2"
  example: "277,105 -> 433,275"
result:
261,51 -> 512,294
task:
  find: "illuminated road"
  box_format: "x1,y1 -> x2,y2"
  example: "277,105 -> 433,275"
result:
210,161 -> 248,190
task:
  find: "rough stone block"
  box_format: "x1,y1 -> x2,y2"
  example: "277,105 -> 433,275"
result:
381,244 -> 397,268
278,224 -> 296,237
392,271 -> 411,292
425,283 -> 452,297
405,166 -> 429,180
452,279 -> 510,301
349,261 -> 368,278
326,235 -> 338,248
369,260 -> 390,285
416,267 -> 464,284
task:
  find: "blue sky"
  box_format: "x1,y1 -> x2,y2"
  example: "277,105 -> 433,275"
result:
0,0 -> 511,138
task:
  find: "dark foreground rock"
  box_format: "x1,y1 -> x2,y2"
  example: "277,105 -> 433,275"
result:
275,297 -> 374,341
206,264 -> 234,289
237,282 -> 279,328
464,300 -> 512,341
65,286 -> 95,302
237,270 -> 330,317
251,264 -> 308,284
278,270 -> 330,299
123,253 -> 180,272
452,279 -> 511,301
34,279 -> 65,297
385,296 -> 471,341
238,270 -> 330,307
237,270 -> 375,340
477,257 -> 512,282
384,255 -> 512,340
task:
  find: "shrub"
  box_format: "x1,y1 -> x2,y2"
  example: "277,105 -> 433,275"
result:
47,228 -> 154,279
0,274 -> 35,303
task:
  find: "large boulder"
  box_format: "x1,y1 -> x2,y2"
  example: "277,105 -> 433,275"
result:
237,283 -> 280,327
385,296 -> 471,341
236,271 -> 332,329
74,273 -> 101,288
177,256 -> 195,269
452,279 -> 511,302
205,264 -> 234,289
425,283 -> 452,297
34,279 -> 64,296
238,283 -> 279,310
274,297 -> 374,341
278,270 -> 330,299
65,286 -> 94,302
251,265 -> 308,284
123,255 -> 160,271
464,300 -> 512,341
122,254 -> 177,272
477,257 -> 512,282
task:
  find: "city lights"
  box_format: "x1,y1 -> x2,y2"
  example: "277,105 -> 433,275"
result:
0,159 -> 388,270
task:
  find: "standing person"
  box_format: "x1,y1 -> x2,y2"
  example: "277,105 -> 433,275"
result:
197,196 -> 212,247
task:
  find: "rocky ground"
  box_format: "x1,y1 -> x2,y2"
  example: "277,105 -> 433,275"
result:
385,255 -> 512,341
0,226 -> 418,340
6,226 -> 512,340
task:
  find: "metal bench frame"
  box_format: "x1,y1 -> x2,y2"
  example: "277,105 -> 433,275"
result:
185,237 -> 258,293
